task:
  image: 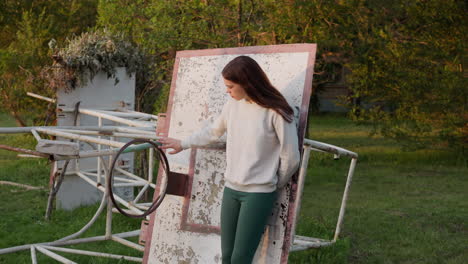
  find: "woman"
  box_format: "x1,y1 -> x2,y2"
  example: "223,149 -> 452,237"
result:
158,56 -> 300,264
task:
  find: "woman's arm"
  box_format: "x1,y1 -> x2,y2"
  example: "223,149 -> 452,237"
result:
273,113 -> 301,188
158,100 -> 230,154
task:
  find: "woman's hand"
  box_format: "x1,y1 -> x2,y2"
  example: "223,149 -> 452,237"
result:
158,137 -> 183,154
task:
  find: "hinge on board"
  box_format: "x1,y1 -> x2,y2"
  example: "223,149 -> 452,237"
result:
155,113 -> 167,137
139,220 -> 149,246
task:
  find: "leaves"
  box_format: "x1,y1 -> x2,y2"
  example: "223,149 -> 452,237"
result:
46,29 -> 144,91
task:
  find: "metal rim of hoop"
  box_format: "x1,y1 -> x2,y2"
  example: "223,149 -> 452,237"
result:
108,138 -> 169,218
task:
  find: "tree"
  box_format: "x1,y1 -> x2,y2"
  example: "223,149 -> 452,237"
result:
0,0 -> 98,126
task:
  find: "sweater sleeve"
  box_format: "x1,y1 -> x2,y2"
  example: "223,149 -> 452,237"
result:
180,101 -> 229,149
273,113 -> 301,188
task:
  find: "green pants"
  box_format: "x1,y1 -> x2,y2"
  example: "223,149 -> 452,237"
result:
221,187 -> 277,264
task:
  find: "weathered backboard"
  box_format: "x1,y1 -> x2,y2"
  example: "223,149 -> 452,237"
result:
144,44 -> 316,263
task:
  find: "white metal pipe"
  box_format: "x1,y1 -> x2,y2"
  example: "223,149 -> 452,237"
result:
54,129 -> 159,140
97,117 -> 102,184
31,129 -> 41,141
115,127 -> 155,135
17,154 -> 43,158
108,175 -> 140,183
95,109 -> 156,120
31,246 -> 37,264
113,182 -> 147,187
132,204 -> 150,210
76,172 -> 144,215
0,125 -> 154,134
105,155 -> 113,239
111,236 -> 145,252
0,230 -> 140,255
133,184 -> 150,203
112,208 -> 138,215
333,157 -> 358,242
303,138 -> 358,159
36,128 -> 125,148
115,167 -> 155,188
60,108 -> 157,121
122,109 -> 159,120
27,92 -> 56,103
148,148 -> 154,183
290,146 -> 312,245
79,109 -> 152,127
54,193 -> 107,243
105,137 -> 115,239
41,245 -> 142,262
35,246 -> 77,264
135,202 -> 153,206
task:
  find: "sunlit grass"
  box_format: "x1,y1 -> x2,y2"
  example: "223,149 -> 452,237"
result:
289,113 -> 467,263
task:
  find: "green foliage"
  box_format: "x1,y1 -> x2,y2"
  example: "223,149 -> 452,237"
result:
98,0 -> 468,151
0,0 -> 98,126
49,29 -> 144,90
1,0 -> 465,147
339,0 -> 467,150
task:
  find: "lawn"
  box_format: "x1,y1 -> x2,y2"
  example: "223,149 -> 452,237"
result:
0,112 -> 466,263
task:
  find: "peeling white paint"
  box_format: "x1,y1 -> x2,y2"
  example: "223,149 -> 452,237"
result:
147,48 -> 313,264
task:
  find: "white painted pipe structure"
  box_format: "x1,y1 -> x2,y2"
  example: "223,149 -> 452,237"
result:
78,109 -> 153,127
111,236 -> 145,252
333,157 -> 357,241
41,245 -> 143,262
0,230 -> 140,255
53,129 -> 159,140
59,108 -> 158,121
290,145 -> 312,245
35,246 -> 77,264
303,138 -> 358,159
75,172 -> 144,215
26,92 -> 56,103
0,125 -> 154,134
36,128 -> 126,148
290,139 -> 358,252
30,246 -> 37,264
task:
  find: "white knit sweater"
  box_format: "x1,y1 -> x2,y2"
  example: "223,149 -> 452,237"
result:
181,98 -> 300,193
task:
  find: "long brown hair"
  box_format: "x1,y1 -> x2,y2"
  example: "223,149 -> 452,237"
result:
222,56 -> 294,123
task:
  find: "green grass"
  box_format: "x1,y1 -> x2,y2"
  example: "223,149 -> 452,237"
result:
289,114 -> 467,263
1,112 -> 467,263
0,113 -> 142,263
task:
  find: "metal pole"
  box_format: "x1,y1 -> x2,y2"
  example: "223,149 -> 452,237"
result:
40,245 -> 142,262
35,246 -> 77,264
75,172 -> 145,215
0,125 -> 154,134
97,117 -> 102,184
0,230 -> 140,255
78,109 -> 152,127
105,154 -> 113,239
36,128 -> 125,148
111,236 -> 145,252
333,157 -> 357,241
116,167 -> 156,188
54,129 -> 159,140
26,92 -> 56,103
290,146 -> 312,245
30,246 -> 37,264
133,184 -> 150,204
